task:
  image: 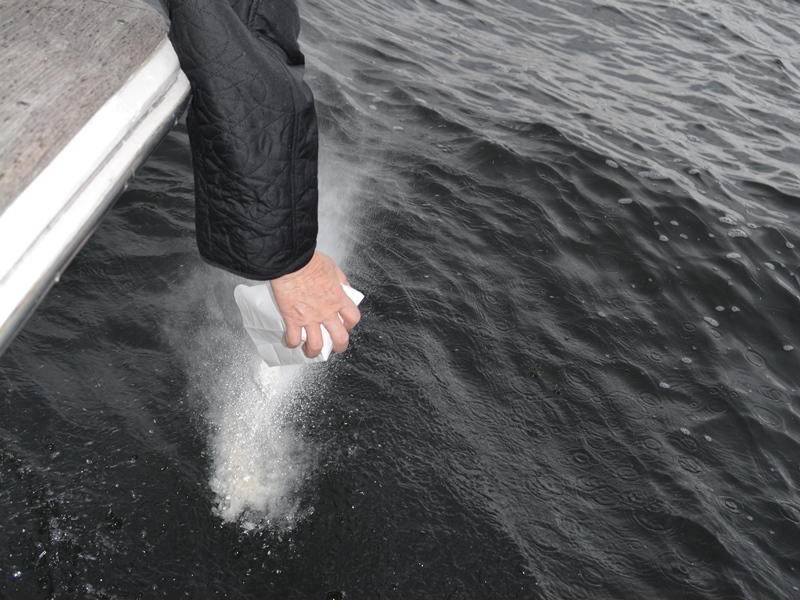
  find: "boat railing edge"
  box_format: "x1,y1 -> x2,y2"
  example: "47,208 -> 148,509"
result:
0,36 -> 191,356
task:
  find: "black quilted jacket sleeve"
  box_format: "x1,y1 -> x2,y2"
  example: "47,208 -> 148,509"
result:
166,0 -> 318,280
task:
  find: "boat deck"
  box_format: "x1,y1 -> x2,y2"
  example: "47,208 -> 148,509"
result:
1,0 -> 170,208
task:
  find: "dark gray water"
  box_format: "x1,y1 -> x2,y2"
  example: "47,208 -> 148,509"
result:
2,0 -> 800,597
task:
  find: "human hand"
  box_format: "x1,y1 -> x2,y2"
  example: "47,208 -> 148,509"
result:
269,251 -> 361,358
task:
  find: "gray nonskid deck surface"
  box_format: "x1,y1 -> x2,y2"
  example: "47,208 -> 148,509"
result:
0,0 -> 166,212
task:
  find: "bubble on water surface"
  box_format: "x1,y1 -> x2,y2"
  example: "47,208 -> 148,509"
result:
681,357 -> 692,364
731,306 -> 740,312
745,350 -> 765,368
787,242 -> 795,249
719,216 -> 737,225
785,345 -> 795,352
659,235 -> 669,242
659,382 -> 671,389
726,253 -> 741,259
765,262 -> 775,270
618,197 -> 633,205
715,306 -> 724,312
606,159 -> 619,168
704,317 -> 719,327
728,229 -> 748,238
639,170 -> 669,180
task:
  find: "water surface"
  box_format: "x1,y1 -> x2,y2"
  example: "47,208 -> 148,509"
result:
2,0 -> 799,597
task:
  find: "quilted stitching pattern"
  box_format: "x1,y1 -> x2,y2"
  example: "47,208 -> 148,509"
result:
167,0 -> 318,279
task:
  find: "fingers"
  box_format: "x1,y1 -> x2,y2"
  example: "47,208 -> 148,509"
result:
327,296 -> 360,354
324,318 -> 350,354
284,323 -> 303,349
284,322 -> 329,358
339,301 -> 361,331
303,324 -> 324,358
270,251 -> 362,359
287,304 -> 359,357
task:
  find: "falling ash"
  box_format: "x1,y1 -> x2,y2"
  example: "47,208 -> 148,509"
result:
166,145 -> 369,531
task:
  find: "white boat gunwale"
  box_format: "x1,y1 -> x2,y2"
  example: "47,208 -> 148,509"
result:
0,36 -> 190,355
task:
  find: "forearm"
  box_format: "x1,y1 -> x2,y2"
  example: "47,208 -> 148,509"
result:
166,0 -> 319,279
